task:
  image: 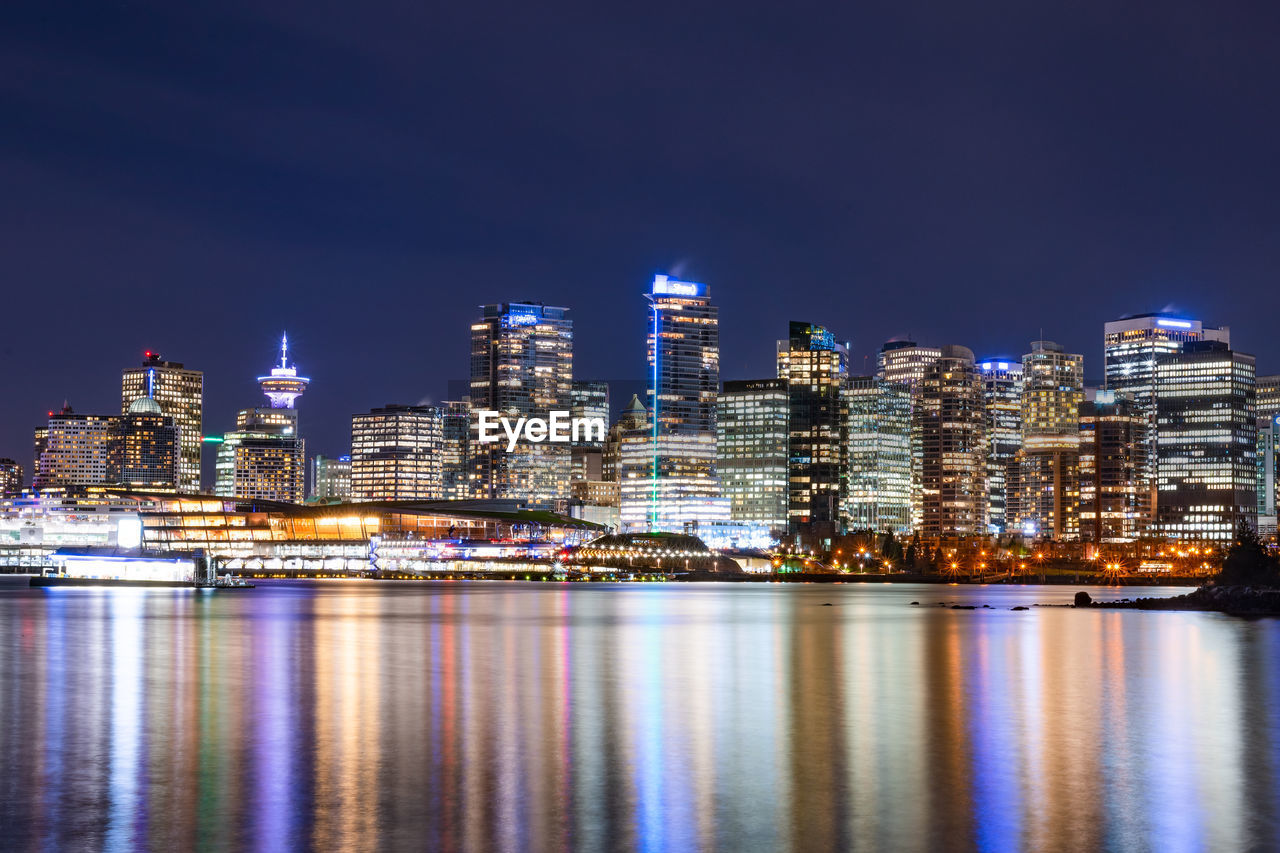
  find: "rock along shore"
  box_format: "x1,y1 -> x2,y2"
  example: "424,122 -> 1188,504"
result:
1075,586 -> 1280,616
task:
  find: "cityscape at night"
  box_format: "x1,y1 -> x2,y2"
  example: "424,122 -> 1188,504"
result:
3,1 -> 1280,850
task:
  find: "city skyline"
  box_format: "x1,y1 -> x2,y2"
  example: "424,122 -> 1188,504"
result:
5,295 -> 1274,482
5,296 -> 1277,491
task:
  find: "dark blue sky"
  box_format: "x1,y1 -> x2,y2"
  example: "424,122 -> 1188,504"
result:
3,0 -> 1279,477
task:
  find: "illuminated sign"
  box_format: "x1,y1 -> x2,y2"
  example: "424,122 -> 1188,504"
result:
808,326 -> 836,351
1156,319 -> 1193,329
502,309 -> 541,328
652,274 -> 703,297
117,516 -> 143,550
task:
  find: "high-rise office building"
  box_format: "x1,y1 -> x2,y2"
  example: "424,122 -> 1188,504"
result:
979,359 -> 1023,533
33,405 -> 115,490
441,400 -> 473,500
717,379 -> 789,534
626,275 -> 728,532
470,303 -> 573,506
877,340 -> 942,531
109,397 -> 179,491
1079,391 -> 1149,542
878,340 -> 943,387
121,352 -> 203,492
311,454 -> 353,501
0,459 -> 23,496
214,408 -> 306,503
845,376 -> 911,533
777,322 -> 849,533
570,382 -> 610,443
1258,415 -> 1279,538
917,346 -> 987,540
613,396 -> 655,532
1019,341 -> 1084,540
1257,374 -> 1280,421
1154,341 -> 1256,540
604,394 -> 648,483
351,405 -> 444,501
570,381 -> 609,483
31,427 -> 47,488
1104,313 -> 1229,520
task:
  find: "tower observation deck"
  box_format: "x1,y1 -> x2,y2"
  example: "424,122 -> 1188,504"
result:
257,333 -> 310,409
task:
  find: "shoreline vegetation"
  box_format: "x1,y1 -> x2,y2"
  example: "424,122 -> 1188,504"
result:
1061,522 -> 1280,616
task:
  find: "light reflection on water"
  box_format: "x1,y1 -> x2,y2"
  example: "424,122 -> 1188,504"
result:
0,581 -> 1277,851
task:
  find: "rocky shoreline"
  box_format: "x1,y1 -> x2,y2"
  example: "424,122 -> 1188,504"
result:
1074,586 -> 1280,616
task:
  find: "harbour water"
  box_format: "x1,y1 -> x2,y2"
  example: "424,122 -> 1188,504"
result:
1,579 -> 1277,851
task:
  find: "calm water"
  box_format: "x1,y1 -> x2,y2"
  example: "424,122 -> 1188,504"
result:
1,579 -> 1278,852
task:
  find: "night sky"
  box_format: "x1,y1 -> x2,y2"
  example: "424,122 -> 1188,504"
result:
4,1 -> 1279,481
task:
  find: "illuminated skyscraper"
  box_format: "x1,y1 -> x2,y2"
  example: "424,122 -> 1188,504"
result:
1018,341 -> 1084,540
877,339 -> 942,531
717,379 -> 789,534
570,382 -> 610,443
214,408 -> 305,502
350,405 -> 443,501
627,275 -> 728,532
311,454 -> 352,501
121,352 -> 203,492
979,359 -> 1023,533
441,400 -> 473,500
31,427 -> 47,487
1104,313 -> 1229,519
604,394 -> 647,484
570,381 -> 609,483
613,396 -> 654,531
0,459 -> 21,496
109,397 -> 179,491
1257,374 -> 1280,421
1256,376 -> 1280,536
1154,341 -> 1256,540
917,346 -> 987,540
878,340 -> 943,387
777,322 -> 849,534
1258,415 -> 1279,538
845,376 -> 911,533
33,404 -> 115,490
470,303 -> 573,506
1079,391 -> 1148,542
